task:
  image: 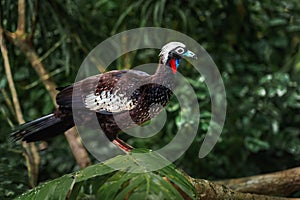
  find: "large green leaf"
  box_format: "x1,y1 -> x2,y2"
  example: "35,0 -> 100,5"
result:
16,150 -> 197,199
15,174 -> 74,200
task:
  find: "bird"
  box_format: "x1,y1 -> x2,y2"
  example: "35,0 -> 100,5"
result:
11,42 -> 197,152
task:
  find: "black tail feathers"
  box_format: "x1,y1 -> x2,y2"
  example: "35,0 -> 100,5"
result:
11,113 -> 74,142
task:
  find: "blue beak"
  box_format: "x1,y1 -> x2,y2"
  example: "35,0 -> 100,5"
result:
183,50 -> 197,59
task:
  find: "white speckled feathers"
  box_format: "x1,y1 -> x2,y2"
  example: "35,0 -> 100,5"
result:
84,90 -> 136,113
56,69 -> 150,114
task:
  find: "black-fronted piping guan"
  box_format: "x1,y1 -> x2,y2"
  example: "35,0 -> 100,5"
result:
11,42 -> 197,152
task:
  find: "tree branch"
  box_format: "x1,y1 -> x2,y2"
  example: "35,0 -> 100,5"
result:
0,16 -> 39,188
0,32 -> 23,124
64,128 -> 91,169
5,31 -> 91,169
214,167 -> 300,197
189,178 -> 299,200
3,2 -> 91,169
172,167 -> 300,199
17,0 -> 26,33
7,33 -> 58,103
29,0 -> 39,42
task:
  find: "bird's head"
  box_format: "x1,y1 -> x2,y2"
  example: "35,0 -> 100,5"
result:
159,42 -> 197,74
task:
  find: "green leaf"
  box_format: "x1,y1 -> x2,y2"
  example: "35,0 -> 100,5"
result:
245,137 -> 270,153
0,78 -> 7,89
268,18 -> 287,26
16,150 -> 197,199
160,167 -> 196,199
114,175 -> 145,200
97,172 -> 137,199
16,174 -> 74,200
74,162 -> 115,182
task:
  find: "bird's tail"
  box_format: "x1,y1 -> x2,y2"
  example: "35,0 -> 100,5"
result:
11,113 -> 74,142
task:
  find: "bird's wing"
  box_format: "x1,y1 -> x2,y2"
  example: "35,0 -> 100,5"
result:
56,70 -> 149,114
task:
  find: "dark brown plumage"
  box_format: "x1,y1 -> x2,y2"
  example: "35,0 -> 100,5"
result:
11,42 -> 197,152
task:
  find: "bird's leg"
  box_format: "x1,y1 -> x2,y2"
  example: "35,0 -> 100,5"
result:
112,137 -> 133,153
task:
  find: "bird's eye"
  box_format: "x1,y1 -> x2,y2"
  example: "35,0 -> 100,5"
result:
175,47 -> 184,54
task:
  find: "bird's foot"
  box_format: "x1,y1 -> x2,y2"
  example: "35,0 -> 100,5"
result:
112,138 -> 133,153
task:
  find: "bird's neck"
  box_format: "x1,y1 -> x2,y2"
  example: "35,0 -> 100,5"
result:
151,57 -> 178,89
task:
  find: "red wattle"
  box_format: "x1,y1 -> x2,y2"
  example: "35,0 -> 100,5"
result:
170,59 -> 177,74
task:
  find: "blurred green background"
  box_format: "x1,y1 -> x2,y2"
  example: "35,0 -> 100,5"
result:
0,0 -> 299,198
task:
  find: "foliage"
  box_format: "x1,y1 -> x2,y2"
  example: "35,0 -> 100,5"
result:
16,150 -> 197,200
0,142 -> 28,199
0,0 -> 300,198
